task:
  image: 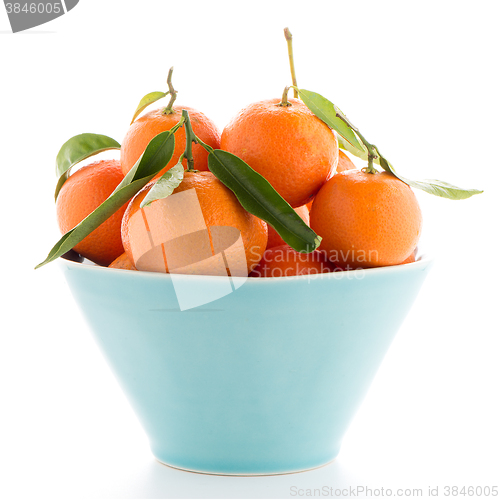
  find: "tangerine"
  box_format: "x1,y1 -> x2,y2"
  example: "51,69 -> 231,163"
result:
121,105 -> 221,177
400,250 -> 416,265
310,169 -> 422,268
109,252 -> 136,270
337,149 -> 357,174
221,97 -> 338,208
56,159 -> 126,266
122,171 -> 267,275
250,245 -> 332,277
305,150 -> 357,211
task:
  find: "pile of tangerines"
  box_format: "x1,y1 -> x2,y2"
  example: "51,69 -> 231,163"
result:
55,90 -> 421,278
44,28 -> 480,278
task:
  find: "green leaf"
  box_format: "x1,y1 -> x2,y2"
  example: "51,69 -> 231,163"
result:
124,125 -> 181,181
404,178 -> 483,199
378,156 -> 483,199
208,150 -> 321,253
130,91 -> 168,124
37,179 -> 149,269
140,162 -> 185,208
293,87 -> 365,154
37,128 -> 179,269
298,87 -> 483,200
337,134 -> 377,163
55,133 -> 121,200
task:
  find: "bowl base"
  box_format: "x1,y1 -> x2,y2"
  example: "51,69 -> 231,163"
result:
154,457 -> 337,476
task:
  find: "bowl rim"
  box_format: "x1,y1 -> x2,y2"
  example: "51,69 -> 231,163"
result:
58,252 -> 433,283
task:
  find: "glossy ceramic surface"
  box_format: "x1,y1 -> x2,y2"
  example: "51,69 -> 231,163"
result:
60,255 -> 432,475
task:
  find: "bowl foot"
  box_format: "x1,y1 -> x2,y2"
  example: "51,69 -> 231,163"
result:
153,456 -> 337,476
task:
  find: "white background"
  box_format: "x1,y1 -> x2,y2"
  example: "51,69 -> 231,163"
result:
1,1 -> 499,499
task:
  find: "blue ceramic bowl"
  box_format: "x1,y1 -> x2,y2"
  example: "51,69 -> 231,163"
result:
60,254 -> 432,475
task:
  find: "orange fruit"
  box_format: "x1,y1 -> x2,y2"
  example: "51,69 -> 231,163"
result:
266,205 -> 310,249
400,250 -> 416,265
122,171 -> 268,275
221,97 -> 339,208
250,245 -> 333,277
328,248 -> 417,271
337,149 -> 357,173
310,170 -> 422,268
56,159 -> 126,266
121,105 -> 221,177
305,150 -> 357,211
109,252 -> 136,270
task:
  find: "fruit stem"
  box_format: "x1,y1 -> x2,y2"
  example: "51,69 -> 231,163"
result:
278,86 -> 292,107
284,27 -> 298,98
335,112 -> 379,173
181,109 -> 198,172
364,155 -> 377,174
163,67 -> 177,115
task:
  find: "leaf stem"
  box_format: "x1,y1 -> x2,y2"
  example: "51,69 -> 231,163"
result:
335,112 -> 379,173
163,67 -> 177,115
195,135 -> 214,153
284,27 -> 298,98
181,109 -> 198,172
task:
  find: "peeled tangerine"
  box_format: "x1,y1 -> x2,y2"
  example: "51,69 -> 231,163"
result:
310,170 -> 422,268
